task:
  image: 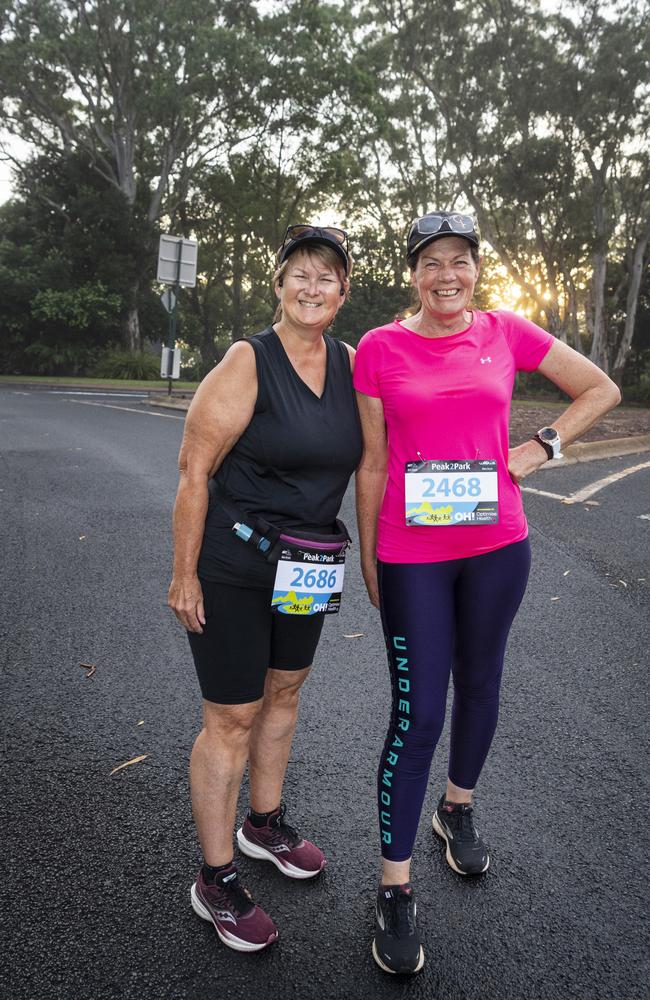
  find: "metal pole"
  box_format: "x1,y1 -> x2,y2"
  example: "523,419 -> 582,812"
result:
167,239 -> 183,395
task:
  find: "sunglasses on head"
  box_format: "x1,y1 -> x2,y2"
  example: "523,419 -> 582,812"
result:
409,213 -> 478,238
281,224 -> 348,250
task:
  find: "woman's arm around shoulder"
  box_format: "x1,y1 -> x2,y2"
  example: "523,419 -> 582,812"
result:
168,341 -> 257,633
355,390 -> 388,609
508,339 -> 621,482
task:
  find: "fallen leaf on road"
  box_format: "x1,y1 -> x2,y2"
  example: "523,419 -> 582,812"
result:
79,662 -> 96,678
343,633 -> 364,639
110,754 -> 149,776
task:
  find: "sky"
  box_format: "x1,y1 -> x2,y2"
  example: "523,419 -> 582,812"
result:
0,133 -> 29,205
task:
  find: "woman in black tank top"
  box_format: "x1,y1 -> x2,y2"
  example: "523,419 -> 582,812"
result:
168,226 -> 361,952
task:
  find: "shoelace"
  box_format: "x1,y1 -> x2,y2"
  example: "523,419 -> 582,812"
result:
268,804 -> 301,848
447,806 -> 479,844
213,874 -> 254,916
386,892 -> 416,936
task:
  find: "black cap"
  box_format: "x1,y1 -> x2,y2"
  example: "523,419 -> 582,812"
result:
278,225 -> 350,275
406,212 -> 480,265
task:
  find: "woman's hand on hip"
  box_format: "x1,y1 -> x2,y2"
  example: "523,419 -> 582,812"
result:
508,439 -> 548,483
361,556 -> 380,609
168,574 -> 206,633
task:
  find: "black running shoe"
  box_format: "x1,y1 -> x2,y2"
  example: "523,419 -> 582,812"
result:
372,884 -> 424,975
432,795 -> 490,875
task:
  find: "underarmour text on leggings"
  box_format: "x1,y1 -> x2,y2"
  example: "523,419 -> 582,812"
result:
380,635 -> 411,846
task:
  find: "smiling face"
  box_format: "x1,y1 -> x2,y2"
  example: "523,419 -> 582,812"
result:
411,236 -> 480,324
274,247 -> 347,331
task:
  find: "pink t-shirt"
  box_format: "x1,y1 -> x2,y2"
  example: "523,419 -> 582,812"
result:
353,310 -> 554,563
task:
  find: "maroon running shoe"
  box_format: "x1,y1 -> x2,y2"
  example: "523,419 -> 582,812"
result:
190,866 -> 278,952
236,804 -> 326,879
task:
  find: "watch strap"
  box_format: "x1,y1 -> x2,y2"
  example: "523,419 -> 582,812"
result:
533,434 -> 554,460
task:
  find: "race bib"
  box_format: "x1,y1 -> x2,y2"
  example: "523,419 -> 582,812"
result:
271,544 -> 346,615
405,459 -> 499,526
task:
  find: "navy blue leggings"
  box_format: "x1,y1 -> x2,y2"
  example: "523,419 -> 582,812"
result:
377,539 -> 531,861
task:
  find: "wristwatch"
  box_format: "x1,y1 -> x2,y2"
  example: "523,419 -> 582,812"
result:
533,426 -> 563,460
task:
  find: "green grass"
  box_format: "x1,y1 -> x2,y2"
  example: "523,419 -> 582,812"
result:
0,374 -> 199,390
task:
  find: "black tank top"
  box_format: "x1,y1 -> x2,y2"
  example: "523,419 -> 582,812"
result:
197,326 -> 362,588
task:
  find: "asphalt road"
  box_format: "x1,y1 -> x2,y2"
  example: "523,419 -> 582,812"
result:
1,387 -> 648,1000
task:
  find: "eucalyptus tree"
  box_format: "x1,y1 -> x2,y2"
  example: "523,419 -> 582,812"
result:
362,0 -> 591,342
359,0 -> 649,374
553,1 -> 650,372
0,0 -> 269,350
169,0 -> 368,367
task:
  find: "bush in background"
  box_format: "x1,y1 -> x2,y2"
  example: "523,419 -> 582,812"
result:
93,349 -> 160,380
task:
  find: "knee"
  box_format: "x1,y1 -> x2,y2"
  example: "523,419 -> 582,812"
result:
263,670 -> 308,710
395,709 -> 445,758
201,700 -> 262,748
453,674 -> 501,706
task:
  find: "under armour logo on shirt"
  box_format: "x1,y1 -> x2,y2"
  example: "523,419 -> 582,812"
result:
480,357 -> 492,364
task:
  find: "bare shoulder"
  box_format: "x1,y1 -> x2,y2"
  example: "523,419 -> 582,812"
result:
191,340 -> 256,406
198,340 -> 255,390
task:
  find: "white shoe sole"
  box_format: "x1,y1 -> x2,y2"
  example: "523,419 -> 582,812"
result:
432,812 -> 490,875
372,939 -> 424,975
190,882 -> 277,952
236,827 -> 325,879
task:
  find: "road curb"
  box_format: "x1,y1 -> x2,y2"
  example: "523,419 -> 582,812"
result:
0,380 -> 193,396
147,393 -> 193,410
539,433 -> 650,468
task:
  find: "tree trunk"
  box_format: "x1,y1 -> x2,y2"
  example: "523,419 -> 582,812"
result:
566,280 -> 583,353
611,227 -> 650,385
231,229 -> 245,342
199,316 -> 220,377
543,303 -> 566,341
587,163 -> 609,371
124,301 -> 141,352
589,252 -> 608,371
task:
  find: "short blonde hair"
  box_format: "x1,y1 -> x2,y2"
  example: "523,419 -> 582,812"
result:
273,245 -> 352,322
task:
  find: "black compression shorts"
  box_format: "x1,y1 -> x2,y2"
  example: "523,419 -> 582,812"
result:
187,578 -> 325,704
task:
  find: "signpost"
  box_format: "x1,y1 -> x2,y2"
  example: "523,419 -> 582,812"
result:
157,235 -> 198,394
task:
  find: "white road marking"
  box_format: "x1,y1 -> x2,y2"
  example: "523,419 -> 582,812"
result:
68,400 -> 184,420
560,459 -> 650,504
49,390 -> 148,397
521,486 -> 568,500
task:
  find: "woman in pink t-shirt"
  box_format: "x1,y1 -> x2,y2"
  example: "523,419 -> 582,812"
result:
354,211 -> 620,976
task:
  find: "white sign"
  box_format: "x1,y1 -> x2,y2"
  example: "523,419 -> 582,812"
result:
161,347 -> 181,379
157,235 -> 198,287
160,289 -> 177,313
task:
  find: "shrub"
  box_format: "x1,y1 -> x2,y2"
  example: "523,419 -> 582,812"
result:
93,349 -> 160,380
621,376 -> 650,406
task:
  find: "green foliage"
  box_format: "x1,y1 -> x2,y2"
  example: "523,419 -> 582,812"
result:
19,341 -> 106,377
31,284 -> 121,331
93,350 -> 160,381
0,0 -> 648,381
621,377 -> 650,406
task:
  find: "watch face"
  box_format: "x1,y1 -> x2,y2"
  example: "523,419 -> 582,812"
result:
539,427 -> 558,442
